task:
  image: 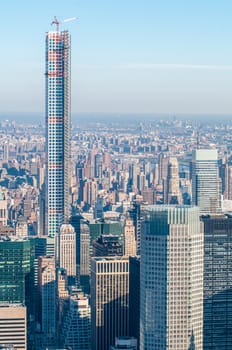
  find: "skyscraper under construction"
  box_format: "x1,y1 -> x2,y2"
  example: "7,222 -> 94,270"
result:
45,22 -> 71,240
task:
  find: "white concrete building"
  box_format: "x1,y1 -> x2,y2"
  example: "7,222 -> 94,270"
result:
59,224 -> 76,281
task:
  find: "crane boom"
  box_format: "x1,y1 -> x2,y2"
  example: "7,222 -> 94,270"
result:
63,17 -> 78,23
51,16 -> 77,32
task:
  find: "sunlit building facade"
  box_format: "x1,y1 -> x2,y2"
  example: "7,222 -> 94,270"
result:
59,224 -> 76,283
0,305 -> 27,350
140,205 -> 203,350
192,149 -> 220,214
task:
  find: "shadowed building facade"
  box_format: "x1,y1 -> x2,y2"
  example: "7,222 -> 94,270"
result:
202,215 -> 232,350
91,256 -> 129,350
38,256 -> 56,346
129,256 -> 140,346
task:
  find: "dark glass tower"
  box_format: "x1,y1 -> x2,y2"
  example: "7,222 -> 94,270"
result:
202,215 -> 232,350
129,256 -> 140,345
0,237 -> 35,348
0,238 -> 33,304
70,215 -> 90,293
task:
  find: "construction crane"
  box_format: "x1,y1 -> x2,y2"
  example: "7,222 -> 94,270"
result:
51,16 -> 78,32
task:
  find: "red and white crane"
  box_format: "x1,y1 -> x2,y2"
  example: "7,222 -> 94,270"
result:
51,16 -> 78,32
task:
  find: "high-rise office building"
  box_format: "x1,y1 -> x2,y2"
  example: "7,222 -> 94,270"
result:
142,188 -> 156,205
59,224 -> 76,284
91,256 -> 129,350
2,142 -> 9,161
129,256 -> 140,346
0,191 -> 7,226
0,239 -> 36,349
202,215 -> 232,349
45,25 -> 71,240
124,218 -> 136,256
0,304 -> 27,350
158,153 -> 169,183
192,149 -> 220,214
61,291 -> 91,350
219,160 -> 227,199
70,215 -> 90,293
166,157 -> 182,204
0,238 -> 33,304
31,237 -> 47,326
128,200 -> 144,254
94,153 -> 103,179
57,267 -> 69,300
15,216 -> 28,238
46,235 -> 56,256
57,267 -> 69,338
158,153 -> 169,202
222,163 -> 232,200
39,183 -> 46,236
38,256 -> 56,346
94,196 -> 104,219
79,219 -> 90,293
140,206 -> 203,350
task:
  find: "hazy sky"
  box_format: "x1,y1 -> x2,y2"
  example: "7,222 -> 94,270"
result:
1,0 -> 232,115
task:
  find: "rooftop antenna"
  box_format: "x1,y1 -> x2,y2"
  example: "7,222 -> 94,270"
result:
51,16 -> 78,32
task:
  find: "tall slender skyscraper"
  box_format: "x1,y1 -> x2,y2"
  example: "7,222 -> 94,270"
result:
45,24 -> 71,239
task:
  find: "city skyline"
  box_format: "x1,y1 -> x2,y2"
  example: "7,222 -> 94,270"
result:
0,106 -> 232,347
1,1 -> 232,115
1,2 -> 232,349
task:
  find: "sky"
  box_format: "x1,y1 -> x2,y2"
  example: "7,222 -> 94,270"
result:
1,0 -> 232,116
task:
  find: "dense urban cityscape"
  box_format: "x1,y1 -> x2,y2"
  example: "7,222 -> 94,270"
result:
1,2 -> 232,350
1,109 -> 232,349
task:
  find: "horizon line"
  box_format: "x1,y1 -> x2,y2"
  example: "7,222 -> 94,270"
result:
1,111 -> 232,116
76,63 -> 232,71
117,63 -> 232,70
